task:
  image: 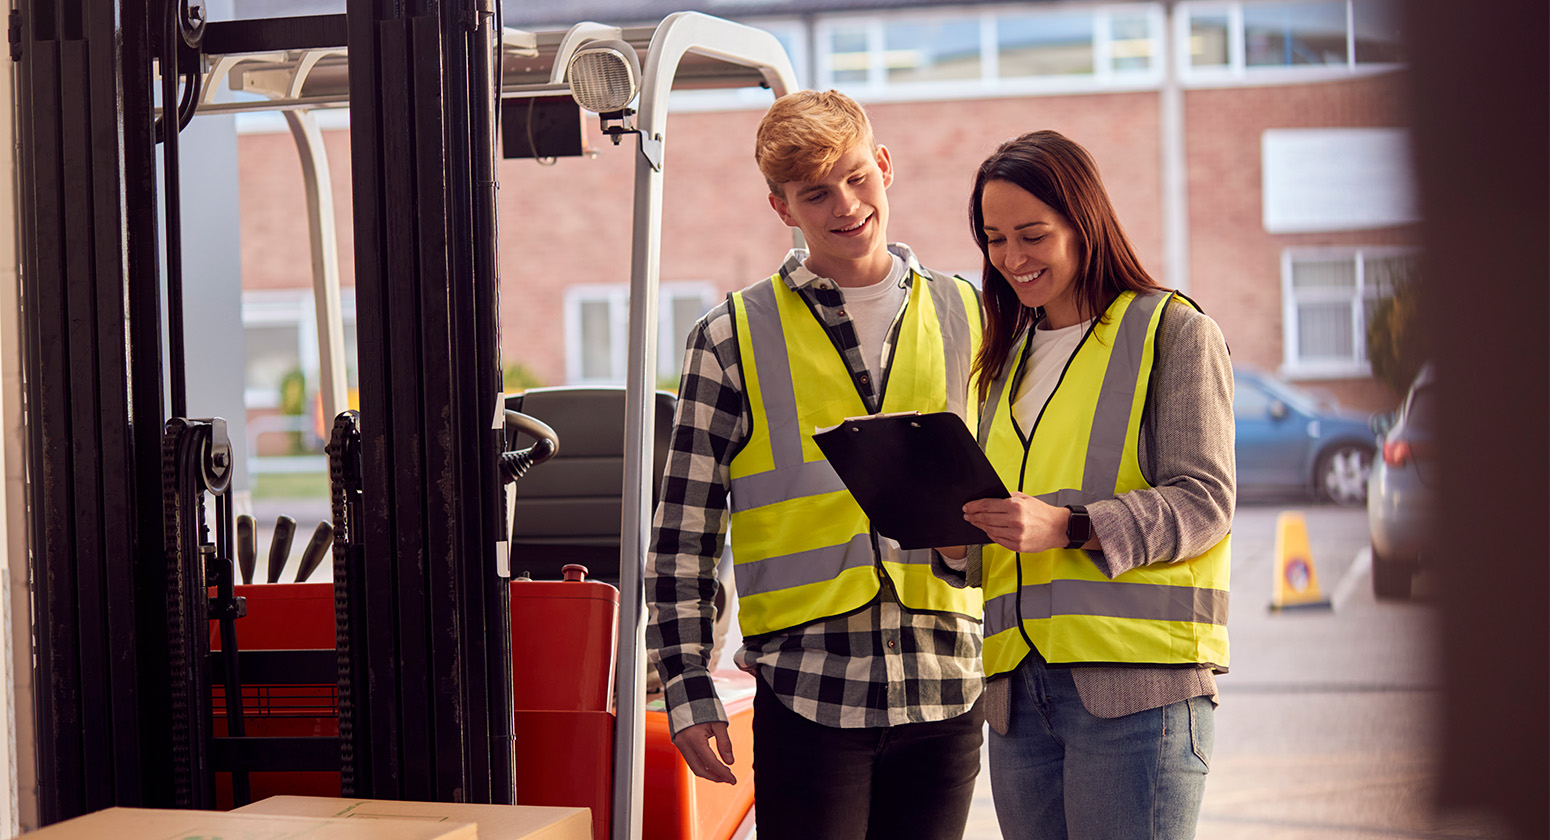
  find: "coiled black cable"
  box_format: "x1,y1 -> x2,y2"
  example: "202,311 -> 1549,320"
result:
501,409 -> 559,484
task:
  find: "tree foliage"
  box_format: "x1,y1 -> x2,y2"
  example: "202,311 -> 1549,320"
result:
1366,270 -> 1429,397
502,361 -> 543,394
279,367 -> 308,415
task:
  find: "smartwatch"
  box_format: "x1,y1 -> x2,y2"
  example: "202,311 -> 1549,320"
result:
1063,505 -> 1091,550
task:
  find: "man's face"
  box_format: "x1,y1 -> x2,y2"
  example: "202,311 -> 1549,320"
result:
769,143 -> 894,279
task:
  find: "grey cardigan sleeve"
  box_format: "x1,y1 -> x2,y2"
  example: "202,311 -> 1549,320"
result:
1082,302 -> 1236,578
929,544 -> 984,589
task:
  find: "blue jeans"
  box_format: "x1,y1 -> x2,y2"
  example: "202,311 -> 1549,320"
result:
989,655 -> 1213,840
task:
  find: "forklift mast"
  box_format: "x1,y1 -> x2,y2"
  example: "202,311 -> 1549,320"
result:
12,1 -> 795,837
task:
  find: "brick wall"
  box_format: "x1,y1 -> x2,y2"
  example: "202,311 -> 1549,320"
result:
239,126 -> 356,292
235,72 -> 1415,411
1184,72 -> 1419,411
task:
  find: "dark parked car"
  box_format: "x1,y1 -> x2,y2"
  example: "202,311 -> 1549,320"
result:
1233,367 -> 1376,506
1367,363 -> 1436,599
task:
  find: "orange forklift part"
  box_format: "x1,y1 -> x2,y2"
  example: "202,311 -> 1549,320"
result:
644,671 -> 758,840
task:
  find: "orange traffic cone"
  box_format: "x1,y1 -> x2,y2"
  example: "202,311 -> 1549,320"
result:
1269,510 -> 1332,611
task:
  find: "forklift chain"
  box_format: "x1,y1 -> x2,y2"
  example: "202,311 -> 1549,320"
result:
326,409 -> 363,795
161,418 -> 212,809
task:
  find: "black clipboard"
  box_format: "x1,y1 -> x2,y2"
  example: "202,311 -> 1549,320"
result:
814,411 -> 1009,550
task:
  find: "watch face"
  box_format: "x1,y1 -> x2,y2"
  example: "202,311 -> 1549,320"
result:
1067,507 -> 1091,544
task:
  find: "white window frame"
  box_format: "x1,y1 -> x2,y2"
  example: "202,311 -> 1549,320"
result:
1095,5 -> 1169,82
563,283 -> 716,386
241,289 -> 358,409
1175,0 -> 1405,87
813,4 -> 1165,103
1279,246 -> 1416,380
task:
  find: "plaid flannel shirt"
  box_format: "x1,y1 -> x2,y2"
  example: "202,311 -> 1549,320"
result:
646,245 -> 984,735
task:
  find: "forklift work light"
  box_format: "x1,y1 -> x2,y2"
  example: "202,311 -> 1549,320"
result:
565,39 -> 641,113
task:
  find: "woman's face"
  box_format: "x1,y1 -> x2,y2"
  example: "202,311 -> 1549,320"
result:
980,179 -> 1086,328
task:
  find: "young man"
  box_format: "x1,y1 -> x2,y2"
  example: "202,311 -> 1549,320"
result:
645,90 -> 986,839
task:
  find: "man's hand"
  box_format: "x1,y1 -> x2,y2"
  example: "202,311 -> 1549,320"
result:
671,721 -> 737,784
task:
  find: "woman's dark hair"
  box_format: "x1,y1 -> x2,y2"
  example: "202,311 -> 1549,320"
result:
969,130 -> 1163,401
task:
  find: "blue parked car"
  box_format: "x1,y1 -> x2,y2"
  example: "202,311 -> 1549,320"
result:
1233,367 -> 1376,506
1367,363 -> 1436,599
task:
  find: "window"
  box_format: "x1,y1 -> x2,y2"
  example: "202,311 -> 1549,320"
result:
243,290 -> 359,409
1231,376 -> 1277,418
1108,11 -> 1157,72
564,284 -> 715,386
1189,11 -> 1233,67
886,18 -> 983,83
998,10 -> 1095,77
243,290 -> 359,464
816,6 -> 1163,96
1351,0 -> 1405,64
1243,1 -> 1348,67
1179,0 -> 1406,81
829,24 -> 872,85
658,2 -> 1406,108
1281,248 -> 1418,378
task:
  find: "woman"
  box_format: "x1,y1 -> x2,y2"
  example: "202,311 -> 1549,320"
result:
939,130 -> 1234,839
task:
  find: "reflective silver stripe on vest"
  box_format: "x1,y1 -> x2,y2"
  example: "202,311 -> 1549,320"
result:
738,283 -> 807,471
731,459 -> 849,511
977,292 -> 1168,483
986,578 -> 1229,628
732,276 -> 969,510
978,338 -> 1016,443
1082,292 -> 1166,494
736,533 -> 876,597
1033,488 -> 1114,507
923,271 -> 970,420
890,546 -> 934,567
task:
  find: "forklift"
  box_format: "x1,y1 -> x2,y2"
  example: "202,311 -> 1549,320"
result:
12,2 -> 794,838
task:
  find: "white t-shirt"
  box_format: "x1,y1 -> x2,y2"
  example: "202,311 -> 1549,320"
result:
834,254 -> 909,383
1011,317 -> 1097,429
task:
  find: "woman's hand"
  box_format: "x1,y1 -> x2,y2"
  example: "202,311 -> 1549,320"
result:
963,492 -> 1069,554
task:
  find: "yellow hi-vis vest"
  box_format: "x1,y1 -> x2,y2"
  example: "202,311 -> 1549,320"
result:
978,290 -> 1230,677
728,269 -> 984,636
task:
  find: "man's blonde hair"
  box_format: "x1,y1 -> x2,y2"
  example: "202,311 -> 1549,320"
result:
754,90 -> 876,196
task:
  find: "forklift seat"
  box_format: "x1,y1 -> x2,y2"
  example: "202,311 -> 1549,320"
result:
505,386 -> 677,585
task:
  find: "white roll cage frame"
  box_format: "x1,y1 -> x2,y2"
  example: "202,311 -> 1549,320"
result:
188,12 -> 798,840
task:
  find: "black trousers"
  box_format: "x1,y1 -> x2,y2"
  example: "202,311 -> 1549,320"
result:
751,679 -> 985,840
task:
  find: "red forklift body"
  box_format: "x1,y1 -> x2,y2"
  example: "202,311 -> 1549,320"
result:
210,583 -> 341,808
213,576 -> 756,838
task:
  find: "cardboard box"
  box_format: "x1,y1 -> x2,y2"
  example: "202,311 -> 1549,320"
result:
24,806 -> 475,839
236,795 -> 591,840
